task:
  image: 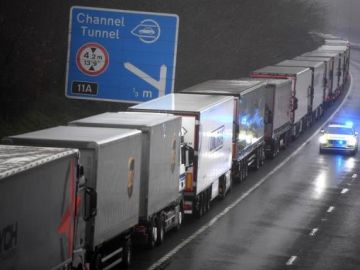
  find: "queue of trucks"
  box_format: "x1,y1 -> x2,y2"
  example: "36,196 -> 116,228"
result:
0,37 -> 351,270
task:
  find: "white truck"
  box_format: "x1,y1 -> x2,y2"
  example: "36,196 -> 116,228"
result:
276,59 -> 326,120
251,66 -> 312,138
180,79 -> 267,181
0,145 -> 80,270
5,126 -> 143,270
129,93 -> 234,217
69,111 -> 183,248
294,55 -> 334,107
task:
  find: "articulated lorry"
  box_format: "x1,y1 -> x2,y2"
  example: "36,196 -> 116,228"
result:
69,112 -> 183,248
0,145 -> 80,270
251,66 -> 312,138
276,59 -> 326,120
129,94 -> 234,217
5,126 -> 143,269
180,79 -> 266,181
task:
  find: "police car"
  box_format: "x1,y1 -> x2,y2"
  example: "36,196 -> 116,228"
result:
319,122 -> 358,155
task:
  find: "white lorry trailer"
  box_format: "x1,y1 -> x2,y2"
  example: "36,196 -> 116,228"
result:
248,78 -> 293,158
69,112 -> 183,248
301,51 -> 340,99
5,126 -> 143,270
294,55 -> 334,107
316,45 -> 350,87
129,94 -> 234,217
251,66 -> 312,138
276,59 -> 326,120
180,79 -> 267,181
0,145 -> 80,270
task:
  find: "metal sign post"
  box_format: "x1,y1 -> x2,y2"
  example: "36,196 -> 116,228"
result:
65,6 -> 179,103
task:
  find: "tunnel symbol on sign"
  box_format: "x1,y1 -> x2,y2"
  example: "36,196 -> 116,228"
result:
131,19 -> 161,44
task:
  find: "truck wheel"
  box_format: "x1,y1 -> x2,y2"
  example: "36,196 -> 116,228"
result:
254,150 -> 260,171
239,161 -> 244,182
121,239 -> 132,267
260,147 -> 265,166
94,252 -> 102,270
195,194 -> 204,218
244,162 -> 248,178
156,214 -> 165,245
147,219 -> 157,249
205,190 -> 211,212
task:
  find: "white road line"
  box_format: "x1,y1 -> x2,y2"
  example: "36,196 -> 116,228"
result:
309,227 -> 319,236
341,188 -> 349,194
352,174 -> 357,178
327,206 -> 335,213
286,255 -> 298,266
147,74 -> 354,270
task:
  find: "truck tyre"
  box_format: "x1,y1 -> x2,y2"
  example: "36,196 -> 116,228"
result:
195,194 -> 204,218
205,190 -> 211,212
121,239 -> 132,268
147,219 -> 157,249
156,214 -> 165,245
260,147 -> 265,166
219,177 -> 226,199
239,161 -> 244,182
245,162 -> 249,177
94,252 -> 102,270
254,150 -> 260,171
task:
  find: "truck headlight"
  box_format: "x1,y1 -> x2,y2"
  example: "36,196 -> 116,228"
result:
347,137 -> 357,146
319,135 -> 327,144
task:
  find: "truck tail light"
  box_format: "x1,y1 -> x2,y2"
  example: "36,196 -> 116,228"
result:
183,201 -> 193,214
185,171 -> 193,192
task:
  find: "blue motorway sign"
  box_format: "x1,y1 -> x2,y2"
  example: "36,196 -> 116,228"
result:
65,6 -> 179,103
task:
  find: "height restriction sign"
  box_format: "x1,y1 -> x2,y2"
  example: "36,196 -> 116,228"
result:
65,6 -> 179,103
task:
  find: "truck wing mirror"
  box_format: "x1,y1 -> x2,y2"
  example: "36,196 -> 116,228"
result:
84,187 -> 97,221
181,144 -> 194,167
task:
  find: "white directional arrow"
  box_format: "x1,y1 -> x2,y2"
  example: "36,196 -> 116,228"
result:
124,62 -> 167,97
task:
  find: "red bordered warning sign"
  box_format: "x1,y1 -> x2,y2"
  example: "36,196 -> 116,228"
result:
76,43 -> 109,76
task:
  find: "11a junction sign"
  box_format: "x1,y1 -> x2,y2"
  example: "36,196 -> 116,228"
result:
65,6 -> 179,103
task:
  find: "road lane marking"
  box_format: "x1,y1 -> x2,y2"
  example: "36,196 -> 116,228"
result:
309,227 -> 319,236
352,174 -> 357,178
286,255 -> 298,265
327,206 -> 335,213
341,188 -> 349,194
147,73 -> 354,270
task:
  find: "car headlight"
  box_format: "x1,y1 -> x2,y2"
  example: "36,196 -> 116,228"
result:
347,136 -> 357,146
319,135 -> 327,144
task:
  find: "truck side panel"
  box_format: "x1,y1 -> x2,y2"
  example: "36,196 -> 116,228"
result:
313,64 -> 326,109
0,155 -> 77,270
196,99 -> 234,197
272,82 -> 291,132
94,134 -> 142,246
238,86 -> 266,156
146,118 -> 181,217
294,71 -> 312,123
